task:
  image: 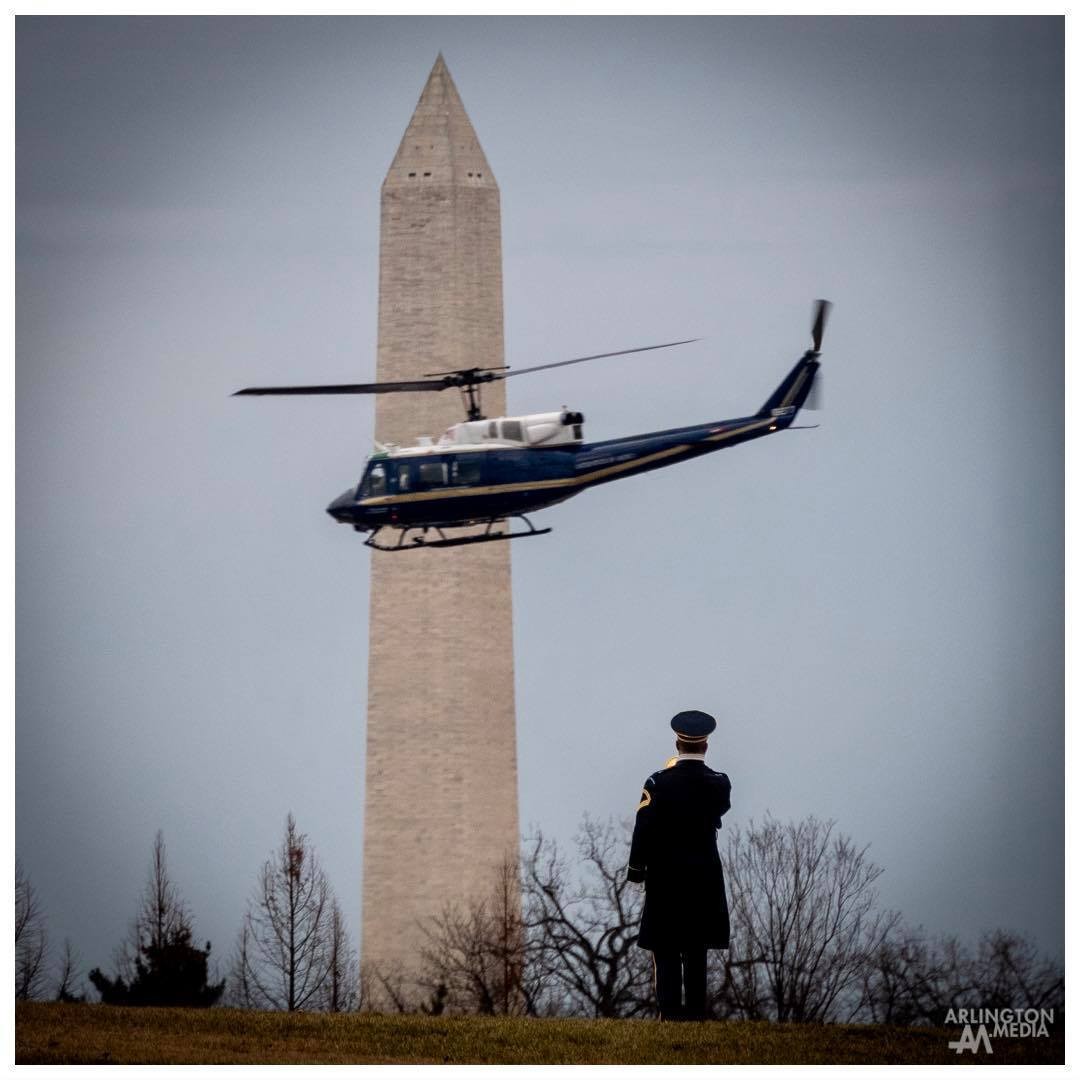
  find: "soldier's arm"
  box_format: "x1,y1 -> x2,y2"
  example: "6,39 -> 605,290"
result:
714,772 -> 732,828
627,775 -> 656,882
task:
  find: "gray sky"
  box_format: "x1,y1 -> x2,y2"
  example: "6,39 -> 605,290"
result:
16,16 -> 1063,983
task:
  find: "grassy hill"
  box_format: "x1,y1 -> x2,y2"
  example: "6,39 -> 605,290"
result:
15,1002 -> 1065,1065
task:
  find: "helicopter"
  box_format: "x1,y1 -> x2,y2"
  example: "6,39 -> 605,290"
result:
233,300 -> 831,551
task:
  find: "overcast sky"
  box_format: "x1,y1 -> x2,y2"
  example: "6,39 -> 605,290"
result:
16,16 -> 1063,984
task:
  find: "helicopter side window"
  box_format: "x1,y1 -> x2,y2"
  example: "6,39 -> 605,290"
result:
362,463 -> 387,498
487,421 -> 498,439
416,461 -> 448,488
500,420 -> 523,442
452,457 -> 483,485
397,464 -> 411,491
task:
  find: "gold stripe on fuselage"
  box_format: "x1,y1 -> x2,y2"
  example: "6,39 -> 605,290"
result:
358,418 -> 775,507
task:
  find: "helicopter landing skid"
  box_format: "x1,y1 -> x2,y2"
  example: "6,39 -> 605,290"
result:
363,515 -> 552,552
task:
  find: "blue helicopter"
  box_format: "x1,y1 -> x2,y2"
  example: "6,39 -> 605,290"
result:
234,300 -> 830,551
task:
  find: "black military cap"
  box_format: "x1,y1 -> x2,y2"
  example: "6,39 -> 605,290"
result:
670,710 -> 716,743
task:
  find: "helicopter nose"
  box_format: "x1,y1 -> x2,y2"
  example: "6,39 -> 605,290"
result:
327,489 -> 357,523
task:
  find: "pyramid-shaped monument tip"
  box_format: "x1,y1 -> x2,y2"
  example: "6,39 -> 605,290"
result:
384,56 -> 496,187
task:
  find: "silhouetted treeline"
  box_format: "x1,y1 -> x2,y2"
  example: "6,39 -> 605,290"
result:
15,815 -> 359,1014
16,813 -> 1063,1023
366,814 -> 1064,1024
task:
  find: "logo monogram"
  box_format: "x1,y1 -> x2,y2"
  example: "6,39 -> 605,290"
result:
948,1025 -> 993,1055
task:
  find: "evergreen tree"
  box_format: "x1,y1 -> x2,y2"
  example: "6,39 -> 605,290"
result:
89,831 -> 224,1007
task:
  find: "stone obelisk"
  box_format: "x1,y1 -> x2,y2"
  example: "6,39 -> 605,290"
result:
361,56 -> 519,993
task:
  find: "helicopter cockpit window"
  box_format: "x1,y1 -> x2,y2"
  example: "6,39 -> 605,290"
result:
417,461 -> 448,488
397,465 -> 411,491
500,420 -> 523,442
363,463 -> 387,498
452,457 -> 482,485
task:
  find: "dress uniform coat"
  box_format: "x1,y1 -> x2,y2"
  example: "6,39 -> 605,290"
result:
627,759 -> 732,951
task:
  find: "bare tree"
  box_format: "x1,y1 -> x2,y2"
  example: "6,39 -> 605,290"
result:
323,898 -> 360,1012
361,961 -> 413,1014
718,815 -> 899,1022
862,925 -> 1064,1026
226,923 -> 257,1008
860,927 -> 973,1025
230,813 -> 334,1011
488,856 -> 532,1015
15,858 -> 50,1000
54,938 -> 85,1002
138,830 -> 189,952
403,823 -> 650,1019
969,928 -> 1064,1015
417,857 -> 533,1016
522,818 -> 652,1018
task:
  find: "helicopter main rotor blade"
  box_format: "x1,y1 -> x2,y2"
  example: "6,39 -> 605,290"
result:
499,338 -> 700,379
233,338 -> 701,400
811,299 -> 832,354
232,379 -> 446,396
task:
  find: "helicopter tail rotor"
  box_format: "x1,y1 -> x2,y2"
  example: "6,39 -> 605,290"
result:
811,298 -> 831,354
756,298 -> 831,419
804,298 -> 830,410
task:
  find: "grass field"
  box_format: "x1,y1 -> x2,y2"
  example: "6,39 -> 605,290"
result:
15,1002 -> 1065,1065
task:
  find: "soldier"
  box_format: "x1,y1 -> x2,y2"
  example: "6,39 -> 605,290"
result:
627,710 -> 732,1021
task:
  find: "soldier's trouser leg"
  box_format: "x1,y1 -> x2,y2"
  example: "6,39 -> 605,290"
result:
682,948 -> 707,1020
653,951 -> 683,1020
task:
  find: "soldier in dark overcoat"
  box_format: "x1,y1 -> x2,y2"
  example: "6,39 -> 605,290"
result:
626,710 -> 731,1021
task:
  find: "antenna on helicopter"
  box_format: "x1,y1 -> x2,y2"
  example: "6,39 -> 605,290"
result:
232,338 -> 700,421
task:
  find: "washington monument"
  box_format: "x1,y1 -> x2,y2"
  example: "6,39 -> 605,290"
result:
361,56 -> 519,992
